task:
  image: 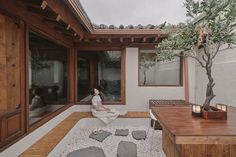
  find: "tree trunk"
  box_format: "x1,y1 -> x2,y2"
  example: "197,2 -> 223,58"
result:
203,63 -> 216,111
143,70 -> 147,85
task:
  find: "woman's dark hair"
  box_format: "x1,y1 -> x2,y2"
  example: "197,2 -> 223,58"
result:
90,88 -> 104,101
33,88 -> 42,96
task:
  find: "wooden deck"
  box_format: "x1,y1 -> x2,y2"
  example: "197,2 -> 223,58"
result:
20,112 -> 149,157
152,106 -> 236,157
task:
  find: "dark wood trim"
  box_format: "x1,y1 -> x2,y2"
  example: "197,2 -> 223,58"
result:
74,49 -> 78,104
76,42 -> 160,51
19,20 -> 27,135
68,48 -> 76,103
121,48 -> 126,105
45,0 -> 85,38
183,57 -> 189,102
138,49 -> 184,87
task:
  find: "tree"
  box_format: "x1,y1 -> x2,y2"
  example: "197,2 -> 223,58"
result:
156,0 -> 236,111
139,54 -> 156,85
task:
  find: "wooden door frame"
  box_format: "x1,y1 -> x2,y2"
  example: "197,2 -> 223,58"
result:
76,48 -> 126,105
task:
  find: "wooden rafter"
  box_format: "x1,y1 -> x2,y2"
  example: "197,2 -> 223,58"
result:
41,1 -> 47,10
45,0 -> 85,38
56,14 -> 61,21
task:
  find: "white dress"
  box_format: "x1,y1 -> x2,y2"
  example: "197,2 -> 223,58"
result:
91,95 -> 120,124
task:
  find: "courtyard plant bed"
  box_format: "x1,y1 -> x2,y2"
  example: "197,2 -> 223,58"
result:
202,106 -> 227,120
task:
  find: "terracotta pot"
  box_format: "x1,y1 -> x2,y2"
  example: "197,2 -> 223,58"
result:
202,106 -> 227,120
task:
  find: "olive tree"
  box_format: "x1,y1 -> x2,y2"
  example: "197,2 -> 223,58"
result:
156,0 -> 236,110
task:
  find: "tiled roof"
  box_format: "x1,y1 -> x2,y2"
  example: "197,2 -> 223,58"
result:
93,22 -> 167,29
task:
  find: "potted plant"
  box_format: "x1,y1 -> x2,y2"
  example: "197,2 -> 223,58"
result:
156,0 -> 236,119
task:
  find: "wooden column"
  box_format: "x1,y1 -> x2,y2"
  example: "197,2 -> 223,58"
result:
0,14 -> 21,111
121,48 -> 126,105
68,48 -> 76,104
183,57 -> 189,102
0,14 -> 26,149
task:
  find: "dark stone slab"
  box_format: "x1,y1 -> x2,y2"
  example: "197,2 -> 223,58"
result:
117,141 -> 137,157
67,146 -> 106,157
89,130 -> 112,142
115,129 -> 129,136
132,130 -> 147,140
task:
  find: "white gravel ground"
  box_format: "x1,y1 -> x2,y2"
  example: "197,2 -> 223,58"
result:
60,126 -> 166,157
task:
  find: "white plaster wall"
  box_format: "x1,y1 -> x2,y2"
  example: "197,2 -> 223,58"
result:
194,46 -> 236,107
125,48 -> 185,110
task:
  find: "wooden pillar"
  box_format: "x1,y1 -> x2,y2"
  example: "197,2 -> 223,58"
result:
0,14 -> 21,111
0,14 -> 26,148
183,57 -> 189,102
121,48 -> 126,105
68,48 -> 76,104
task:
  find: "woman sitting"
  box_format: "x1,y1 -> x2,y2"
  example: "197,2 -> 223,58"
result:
29,88 -> 47,117
91,88 -> 126,124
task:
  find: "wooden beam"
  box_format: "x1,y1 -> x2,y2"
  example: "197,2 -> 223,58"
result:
76,42 -> 158,51
41,1 -> 47,10
120,37 -> 123,43
0,0 -> 73,47
96,38 -> 101,43
131,37 -> 135,42
27,5 -> 56,18
66,24 -> 70,30
153,37 -> 158,42
56,14 -> 61,21
142,37 -> 146,42
45,0 -> 85,38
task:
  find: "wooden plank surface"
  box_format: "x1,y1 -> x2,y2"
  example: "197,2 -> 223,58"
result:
20,112 -> 149,157
152,106 -> 236,136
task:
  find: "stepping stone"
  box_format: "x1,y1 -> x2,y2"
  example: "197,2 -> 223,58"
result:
115,129 -> 129,136
89,130 -> 112,142
132,130 -> 147,140
117,141 -> 137,157
67,146 -> 106,157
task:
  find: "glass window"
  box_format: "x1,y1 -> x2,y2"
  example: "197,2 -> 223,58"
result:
139,50 -> 182,86
77,51 -> 121,102
77,57 -> 90,100
28,32 -> 68,125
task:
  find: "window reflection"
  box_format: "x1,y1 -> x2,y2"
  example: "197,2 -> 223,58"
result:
28,32 -> 68,125
139,50 -> 182,86
78,51 -> 121,102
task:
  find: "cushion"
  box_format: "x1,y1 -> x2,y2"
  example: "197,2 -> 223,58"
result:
89,130 -> 112,142
132,130 -> 147,140
115,129 -> 129,136
117,141 -> 137,157
67,146 -> 106,157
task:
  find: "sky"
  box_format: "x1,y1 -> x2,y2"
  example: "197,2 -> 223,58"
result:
79,0 -> 187,26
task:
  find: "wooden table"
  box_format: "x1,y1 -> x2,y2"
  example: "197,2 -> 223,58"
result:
152,106 -> 236,157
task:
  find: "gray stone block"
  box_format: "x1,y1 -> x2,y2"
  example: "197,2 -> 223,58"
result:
67,146 -> 106,157
117,141 -> 137,157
